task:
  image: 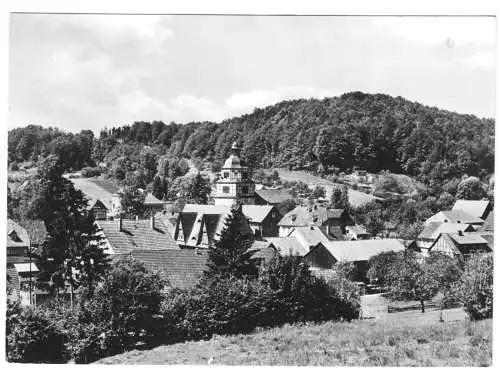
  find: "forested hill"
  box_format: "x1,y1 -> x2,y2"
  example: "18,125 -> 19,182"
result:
8,92 -> 495,185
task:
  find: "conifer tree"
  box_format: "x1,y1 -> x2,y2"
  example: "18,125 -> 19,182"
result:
203,203 -> 255,280
32,155 -> 109,296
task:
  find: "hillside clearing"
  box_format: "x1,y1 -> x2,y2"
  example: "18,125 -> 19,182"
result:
96,313 -> 491,366
269,169 -> 382,208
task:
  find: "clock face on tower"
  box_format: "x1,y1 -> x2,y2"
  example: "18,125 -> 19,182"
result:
213,143 -> 255,206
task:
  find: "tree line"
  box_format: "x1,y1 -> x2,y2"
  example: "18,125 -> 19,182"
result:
8,92 -> 494,189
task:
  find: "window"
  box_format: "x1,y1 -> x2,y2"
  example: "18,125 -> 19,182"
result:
223,172 -> 229,178
223,186 -> 230,194
242,186 -> 249,195
242,172 -> 248,179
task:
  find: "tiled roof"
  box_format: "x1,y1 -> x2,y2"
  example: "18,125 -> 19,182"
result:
130,249 -> 207,289
97,218 -> 179,254
291,226 -> 330,250
17,219 -> 47,246
452,200 -> 491,219
265,237 -> 310,257
242,205 -> 274,223
448,234 -> 489,245
154,212 -> 179,236
324,239 -> 405,262
7,219 -> 30,248
479,211 -> 494,232
278,206 -> 347,227
248,240 -> 272,251
419,222 -> 473,240
426,210 -> 484,225
254,189 -> 293,204
248,247 -> 277,260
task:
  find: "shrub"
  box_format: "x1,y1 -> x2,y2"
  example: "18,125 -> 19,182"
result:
259,256 -> 360,323
161,278 -> 277,342
78,260 -> 165,353
456,253 -> 493,320
6,301 -> 69,363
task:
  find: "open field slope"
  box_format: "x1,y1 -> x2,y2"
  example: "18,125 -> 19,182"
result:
271,169 -> 381,208
96,313 -> 491,366
69,178 -> 119,210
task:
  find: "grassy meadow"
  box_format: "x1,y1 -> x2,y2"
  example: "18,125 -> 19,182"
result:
96,313 -> 491,366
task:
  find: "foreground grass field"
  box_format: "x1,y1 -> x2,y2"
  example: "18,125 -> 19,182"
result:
96,313 -> 491,366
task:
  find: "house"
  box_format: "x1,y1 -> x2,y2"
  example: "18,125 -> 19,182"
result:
173,204 -> 232,249
7,219 -> 30,264
144,193 -> 165,213
278,205 -> 354,238
429,232 -> 491,259
89,198 -> 108,220
417,222 -> 475,256
261,235 -> 336,270
424,210 -> 484,227
345,225 -> 371,240
17,220 -> 47,249
452,200 -> 492,220
322,239 -> 406,282
242,205 -> 282,238
7,219 -> 39,305
254,189 -> 294,207
96,217 -> 206,289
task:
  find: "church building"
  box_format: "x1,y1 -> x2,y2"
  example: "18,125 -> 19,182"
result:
213,142 -> 255,206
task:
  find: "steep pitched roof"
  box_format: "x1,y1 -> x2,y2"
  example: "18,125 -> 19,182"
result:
130,249 -> 207,289
419,222 -> 473,240
290,226 -> 330,250
242,205 -> 274,223
265,237 -> 310,257
7,219 -> 30,248
144,193 -> 164,206
88,198 -> 108,210
97,219 -> 179,254
452,200 -> 491,219
324,239 -> 405,262
425,210 -> 484,225
278,206 -> 347,227
254,189 -> 293,204
16,219 -> 47,246
154,212 -> 178,235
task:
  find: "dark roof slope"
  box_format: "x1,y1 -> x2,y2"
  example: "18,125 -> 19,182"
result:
97,219 -> 179,254
17,220 -> 47,246
278,206 -> 347,227
131,249 -> 207,289
478,211 -> 494,232
255,189 -> 293,204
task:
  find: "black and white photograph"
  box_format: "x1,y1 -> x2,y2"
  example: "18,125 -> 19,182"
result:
4,1 -> 497,367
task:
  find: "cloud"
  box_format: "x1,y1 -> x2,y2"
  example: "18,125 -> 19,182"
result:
461,50 -> 496,70
225,86 -> 342,114
372,17 -> 495,48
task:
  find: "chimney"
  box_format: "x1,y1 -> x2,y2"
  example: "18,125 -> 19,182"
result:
458,230 -> 463,236
118,216 -> 123,232
150,216 -> 155,230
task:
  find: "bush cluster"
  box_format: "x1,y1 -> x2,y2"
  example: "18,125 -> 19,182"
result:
455,253 -> 493,321
160,256 -> 360,343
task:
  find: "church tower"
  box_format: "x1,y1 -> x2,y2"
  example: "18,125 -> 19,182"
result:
213,142 -> 255,206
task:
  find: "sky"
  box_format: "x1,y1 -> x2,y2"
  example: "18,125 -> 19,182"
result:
9,14 -> 497,133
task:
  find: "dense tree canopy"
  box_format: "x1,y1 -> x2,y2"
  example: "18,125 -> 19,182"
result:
9,93 -> 494,189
